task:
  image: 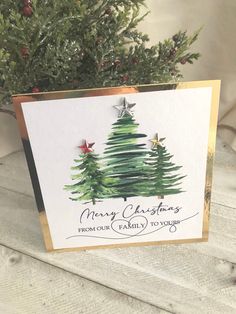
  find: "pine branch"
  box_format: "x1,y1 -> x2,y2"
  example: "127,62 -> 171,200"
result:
0,0 -> 200,107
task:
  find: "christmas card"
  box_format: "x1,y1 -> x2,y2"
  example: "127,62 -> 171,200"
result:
13,81 -> 220,252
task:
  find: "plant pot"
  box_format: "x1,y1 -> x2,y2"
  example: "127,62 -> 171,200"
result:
0,112 -> 22,158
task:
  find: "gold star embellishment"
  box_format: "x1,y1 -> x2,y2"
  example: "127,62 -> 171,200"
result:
150,134 -> 165,148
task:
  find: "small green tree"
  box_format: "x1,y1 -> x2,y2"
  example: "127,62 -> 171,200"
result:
65,142 -> 110,205
144,134 -> 185,198
103,102 -> 147,201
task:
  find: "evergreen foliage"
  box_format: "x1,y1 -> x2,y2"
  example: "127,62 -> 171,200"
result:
144,142 -> 185,198
64,151 -> 110,205
0,0 -> 200,108
103,113 -> 147,201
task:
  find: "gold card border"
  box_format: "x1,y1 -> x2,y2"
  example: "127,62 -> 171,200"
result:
13,80 -> 221,252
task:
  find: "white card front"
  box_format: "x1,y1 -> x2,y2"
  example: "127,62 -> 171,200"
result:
18,83 -> 218,251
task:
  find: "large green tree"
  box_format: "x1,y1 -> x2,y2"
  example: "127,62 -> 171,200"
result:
103,102 -> 147,201
0,0 -> 200,112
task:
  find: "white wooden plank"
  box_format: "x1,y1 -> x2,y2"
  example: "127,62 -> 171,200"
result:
0,187 -> 236,314
212,137 -> 236,208
0,303 -> 21,314
214,137 -> 236,167
0,150 -> 33,196
212,163 -> 236,207
0,245 -> 164,314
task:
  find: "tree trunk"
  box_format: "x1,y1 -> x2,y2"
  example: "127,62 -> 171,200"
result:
158,195 -> 164,199
92,199 -> 96,205
123,197 -> 127,202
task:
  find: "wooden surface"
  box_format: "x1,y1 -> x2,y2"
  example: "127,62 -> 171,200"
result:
0,138 -> 236,314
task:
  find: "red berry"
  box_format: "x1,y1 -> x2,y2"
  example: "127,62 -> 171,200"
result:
95,37 -> 103,45
32,87 -> 40,93
23,0 -> 32,6
170,48 -> 177,56
20,47 -> 29,58
99,62 -> 105,68
180,58 -> 187,65
22,5 -> 33,17
121,74 -> 129,82
172,34 -> 178,42
114,59 -> 121,66
132,57 -> 139,65
105,7 -> 112,15
72,80 -> 79,85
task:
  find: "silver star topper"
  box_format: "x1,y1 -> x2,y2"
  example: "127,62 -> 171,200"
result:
114,98 -> 136,118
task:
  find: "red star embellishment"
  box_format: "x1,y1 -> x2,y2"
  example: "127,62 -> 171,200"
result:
79,141 -> 95,154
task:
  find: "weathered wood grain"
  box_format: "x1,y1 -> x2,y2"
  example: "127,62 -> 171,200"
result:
0,149 -> 33,196
0,137 -> 236,314
212,139 -> 236,209
0,245 -> 164,314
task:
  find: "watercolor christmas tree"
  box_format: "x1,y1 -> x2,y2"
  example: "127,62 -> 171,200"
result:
65,98 -> 185,204
64,141 -> 111,205
103,98 -> 148,201
144,134 -> 186,199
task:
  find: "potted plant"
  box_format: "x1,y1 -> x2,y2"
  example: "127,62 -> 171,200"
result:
0,0 -> 200,157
